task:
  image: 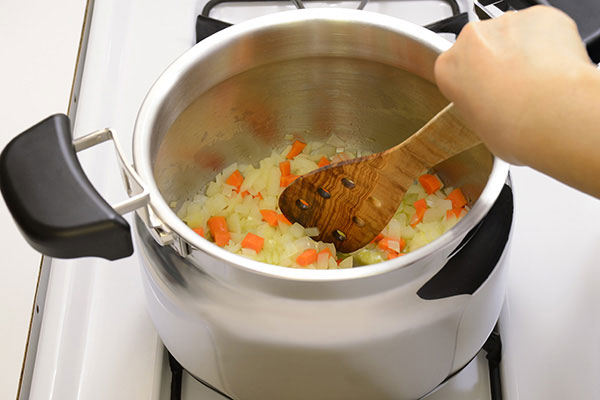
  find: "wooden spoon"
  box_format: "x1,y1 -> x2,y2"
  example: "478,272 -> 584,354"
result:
278,103 -> 481,253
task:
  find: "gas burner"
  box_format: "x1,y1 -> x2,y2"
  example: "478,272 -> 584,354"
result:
196,0 -> 472,44
201,0 -> 462,18
198,0 -> 471,28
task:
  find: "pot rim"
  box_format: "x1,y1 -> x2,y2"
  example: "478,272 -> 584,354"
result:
133,8 -> 510,282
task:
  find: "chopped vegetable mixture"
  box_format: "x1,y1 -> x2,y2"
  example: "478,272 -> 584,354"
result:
175,136 -> 469,269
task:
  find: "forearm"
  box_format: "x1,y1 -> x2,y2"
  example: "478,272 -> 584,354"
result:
434,6 -> 600,198
518,64 -> 600,198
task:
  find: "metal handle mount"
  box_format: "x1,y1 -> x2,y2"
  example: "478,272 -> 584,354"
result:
73,128 -> 149,215
73,126 -> 189,257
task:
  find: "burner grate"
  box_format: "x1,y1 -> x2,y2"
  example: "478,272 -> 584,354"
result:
201,0 -> 461,19
196,0 -> 469,44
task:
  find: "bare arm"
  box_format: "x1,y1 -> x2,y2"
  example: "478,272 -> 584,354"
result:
434,6 -> 600,198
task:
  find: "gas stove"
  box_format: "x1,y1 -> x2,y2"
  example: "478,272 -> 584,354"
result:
20,1 -> 600,400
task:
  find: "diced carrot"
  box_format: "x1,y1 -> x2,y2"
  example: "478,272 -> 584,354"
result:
192,227 -> 205,238
279,161 -> 291,177
418,174 -> 442,195
446,208 -> 463,219
241,233 -> 264,253
277,213 -> 292,225
331,152 -> 352,163
378,237 -> 406,252
297,249 -> 318,266
240,190 -> 250,198
296,249 -> 317,267
378,238 -> 391,251
370,233 -> 384,244
286,140 -> 307,160
446,188 -> 467,209
410,198 -> 428,227
414,198 -> 427,209
387,251 -> 405,260
260,209 -> 279,226
280,174 -> 299,187
225,169 -> 244,188
254,192 -> 263,200
317,156 -> 330,168
207,216 -> 228,238
214,232 -> 231,247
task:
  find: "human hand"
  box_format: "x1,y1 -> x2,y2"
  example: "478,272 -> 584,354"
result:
434,6 -> 593,166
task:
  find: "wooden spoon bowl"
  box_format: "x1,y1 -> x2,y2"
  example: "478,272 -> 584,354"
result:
278,103 -> 481,253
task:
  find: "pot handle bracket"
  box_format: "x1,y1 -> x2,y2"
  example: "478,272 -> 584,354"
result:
73,125 -> 149,215
0,114 -> 181,260
73,123 -> 186,255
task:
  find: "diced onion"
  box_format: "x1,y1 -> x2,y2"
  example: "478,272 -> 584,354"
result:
176,138 -> 469,269
317,252 -> 329,269
388,240 -> 401,253
339,257 -> 353,269
289,223 -> 305,238
304,227 -> 320,237
326,134 -> 346,147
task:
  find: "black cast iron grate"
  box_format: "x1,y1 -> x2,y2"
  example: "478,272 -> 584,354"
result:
196,0 -> 468,43
196,0 -> 600,62
200,0 -> 461,19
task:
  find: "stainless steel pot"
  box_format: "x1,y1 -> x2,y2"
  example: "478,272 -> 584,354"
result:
0,9 -> 512,400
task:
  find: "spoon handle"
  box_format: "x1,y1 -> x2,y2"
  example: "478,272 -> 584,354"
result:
384,103 -> 481,170
384,103 -> 482,174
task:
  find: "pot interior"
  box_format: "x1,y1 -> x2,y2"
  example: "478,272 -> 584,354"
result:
150,15 -> 493,219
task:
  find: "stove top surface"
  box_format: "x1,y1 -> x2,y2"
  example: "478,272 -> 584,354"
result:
24,1 -> 600,399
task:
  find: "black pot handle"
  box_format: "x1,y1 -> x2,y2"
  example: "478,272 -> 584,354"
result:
196,15 -> 232,43
417,184 -> 514,300
425,12 -> 470,36
0,114 -> 148,260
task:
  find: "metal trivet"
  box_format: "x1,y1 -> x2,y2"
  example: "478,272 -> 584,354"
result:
201,0 -> 461,18
195,0 -> 470,44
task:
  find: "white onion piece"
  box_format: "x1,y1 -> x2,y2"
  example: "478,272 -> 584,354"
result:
338,257 -> 353,269
317,252 -> 329,269
177,138 -> 469,269
241,248 -> 257,257
289,223 -> 305,238
326,134 -> 346,147
328,257 -> 338,269
304,227 -> 320,237
388,240 -> 401,253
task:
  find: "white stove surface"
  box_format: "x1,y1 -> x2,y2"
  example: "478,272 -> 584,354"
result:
26,1 -> 600,399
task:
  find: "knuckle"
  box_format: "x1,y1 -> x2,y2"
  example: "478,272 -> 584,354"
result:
530,5 -> 577,27
433,52 -> 449,78
458,21 -> 476,38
